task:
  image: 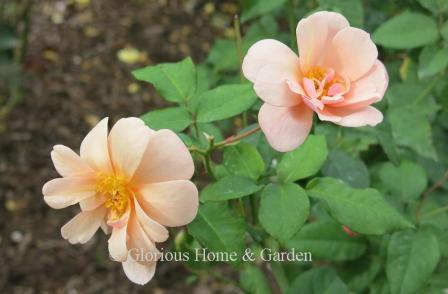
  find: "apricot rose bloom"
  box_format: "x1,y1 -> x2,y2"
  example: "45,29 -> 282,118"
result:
42,117 -> 198,284
243,11 -> 388,152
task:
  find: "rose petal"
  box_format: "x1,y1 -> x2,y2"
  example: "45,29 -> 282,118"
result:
242,39 -> 300,83
317,106 -> 383,127
108,222 -> 128,262
80,117 -> 113,173
108,117 -> 151,179
297,11 -> 349,73
79,194 -> 106,211
335,60 -> 388,110
253,64 -> 301,107
122,259 -> 156,285
61,206 -> 106,244
43,176 -> 96,209
51,145 -> 93,177
258,103 -> 314,152
134,198 -> 169,243
132,130 -> 194,185
331,27 -> 378,81
138,180 -> 199,227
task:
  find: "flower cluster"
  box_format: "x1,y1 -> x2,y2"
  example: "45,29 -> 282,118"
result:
43,11 -> 388,286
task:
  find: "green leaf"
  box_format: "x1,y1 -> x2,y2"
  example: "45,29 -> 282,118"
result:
307,178 -> 413,235
418,45 -> 448,79
200,176 -> 263,202
206,39 -> 238,73
259,183 -> 310,242
378,161 -> 427,201
140,107 -> 192,132
441,21 -> 448,40
417,0 -> 448,14
385,83 -> 439,159
132,57 -> 196,103
388,106 -> 437,159
347,259 -> 382,293
386,83 -> 440,116
188,203 -> 246,257
373,12 -> 439,49
322,149 -> 370,189
317,0 -> 364,27
240,264 -> 272,294
387,229 -> 440,294
277,135 -> 328,183
285,220 -> 367,261
287,268 -> 348,294
241,0 -> 287,22
196,84 -> 257,123
315,124 -> 378,156
223,143 -> 265,181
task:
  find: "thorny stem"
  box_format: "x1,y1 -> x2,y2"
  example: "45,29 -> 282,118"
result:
416,169 -> 448,224
214,125 -> 261,149
188,125 -> 261,177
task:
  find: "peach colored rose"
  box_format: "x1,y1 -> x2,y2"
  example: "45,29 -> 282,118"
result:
243,11 -> 388,152
43,117 -> 198,284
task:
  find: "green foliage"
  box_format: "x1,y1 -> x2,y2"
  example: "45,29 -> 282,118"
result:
200,176 -> 263,202
417,0 -> 448,14
223,143 -> 265,180
287,268 -> 348,294
373,12 -> 439,49
307,178 -> 413,234
387,229 -> 440,294
196,84 -> 257,123
132,57 -> 196,103
418,46 -> 448,79
322,149 -> 370,189
259,183 -> 309,242
277,135 -> 328,183
240,264 -> 272,294
386,83 -> 440,159
188,203 -> 246,258
317,0 -> 364,27
140,107 -> 192,132
286,220 -> 367,261
378,161 -> 428,201
241,0 -> 287,22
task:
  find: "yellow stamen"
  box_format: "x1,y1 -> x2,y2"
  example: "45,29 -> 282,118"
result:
305,66 -> 326,81
305,66 -> 341,98
96,174 -> 131,219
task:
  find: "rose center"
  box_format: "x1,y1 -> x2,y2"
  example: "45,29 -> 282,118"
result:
304,66 -> 342,99
96,174 -> 131,219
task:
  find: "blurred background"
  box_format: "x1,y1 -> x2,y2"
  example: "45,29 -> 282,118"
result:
0,0 -> 238,292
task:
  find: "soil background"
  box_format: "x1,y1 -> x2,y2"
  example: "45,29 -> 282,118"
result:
0,0 -> 240,293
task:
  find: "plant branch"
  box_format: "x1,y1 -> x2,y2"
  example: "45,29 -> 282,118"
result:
416,169 -> 448,223
420,204 -> 448,220
214,125 -> 261,149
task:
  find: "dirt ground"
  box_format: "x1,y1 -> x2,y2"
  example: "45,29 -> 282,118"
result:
0,0 -> 241,292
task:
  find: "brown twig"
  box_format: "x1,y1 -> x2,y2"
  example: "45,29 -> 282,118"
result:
214,125 -> 261,149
